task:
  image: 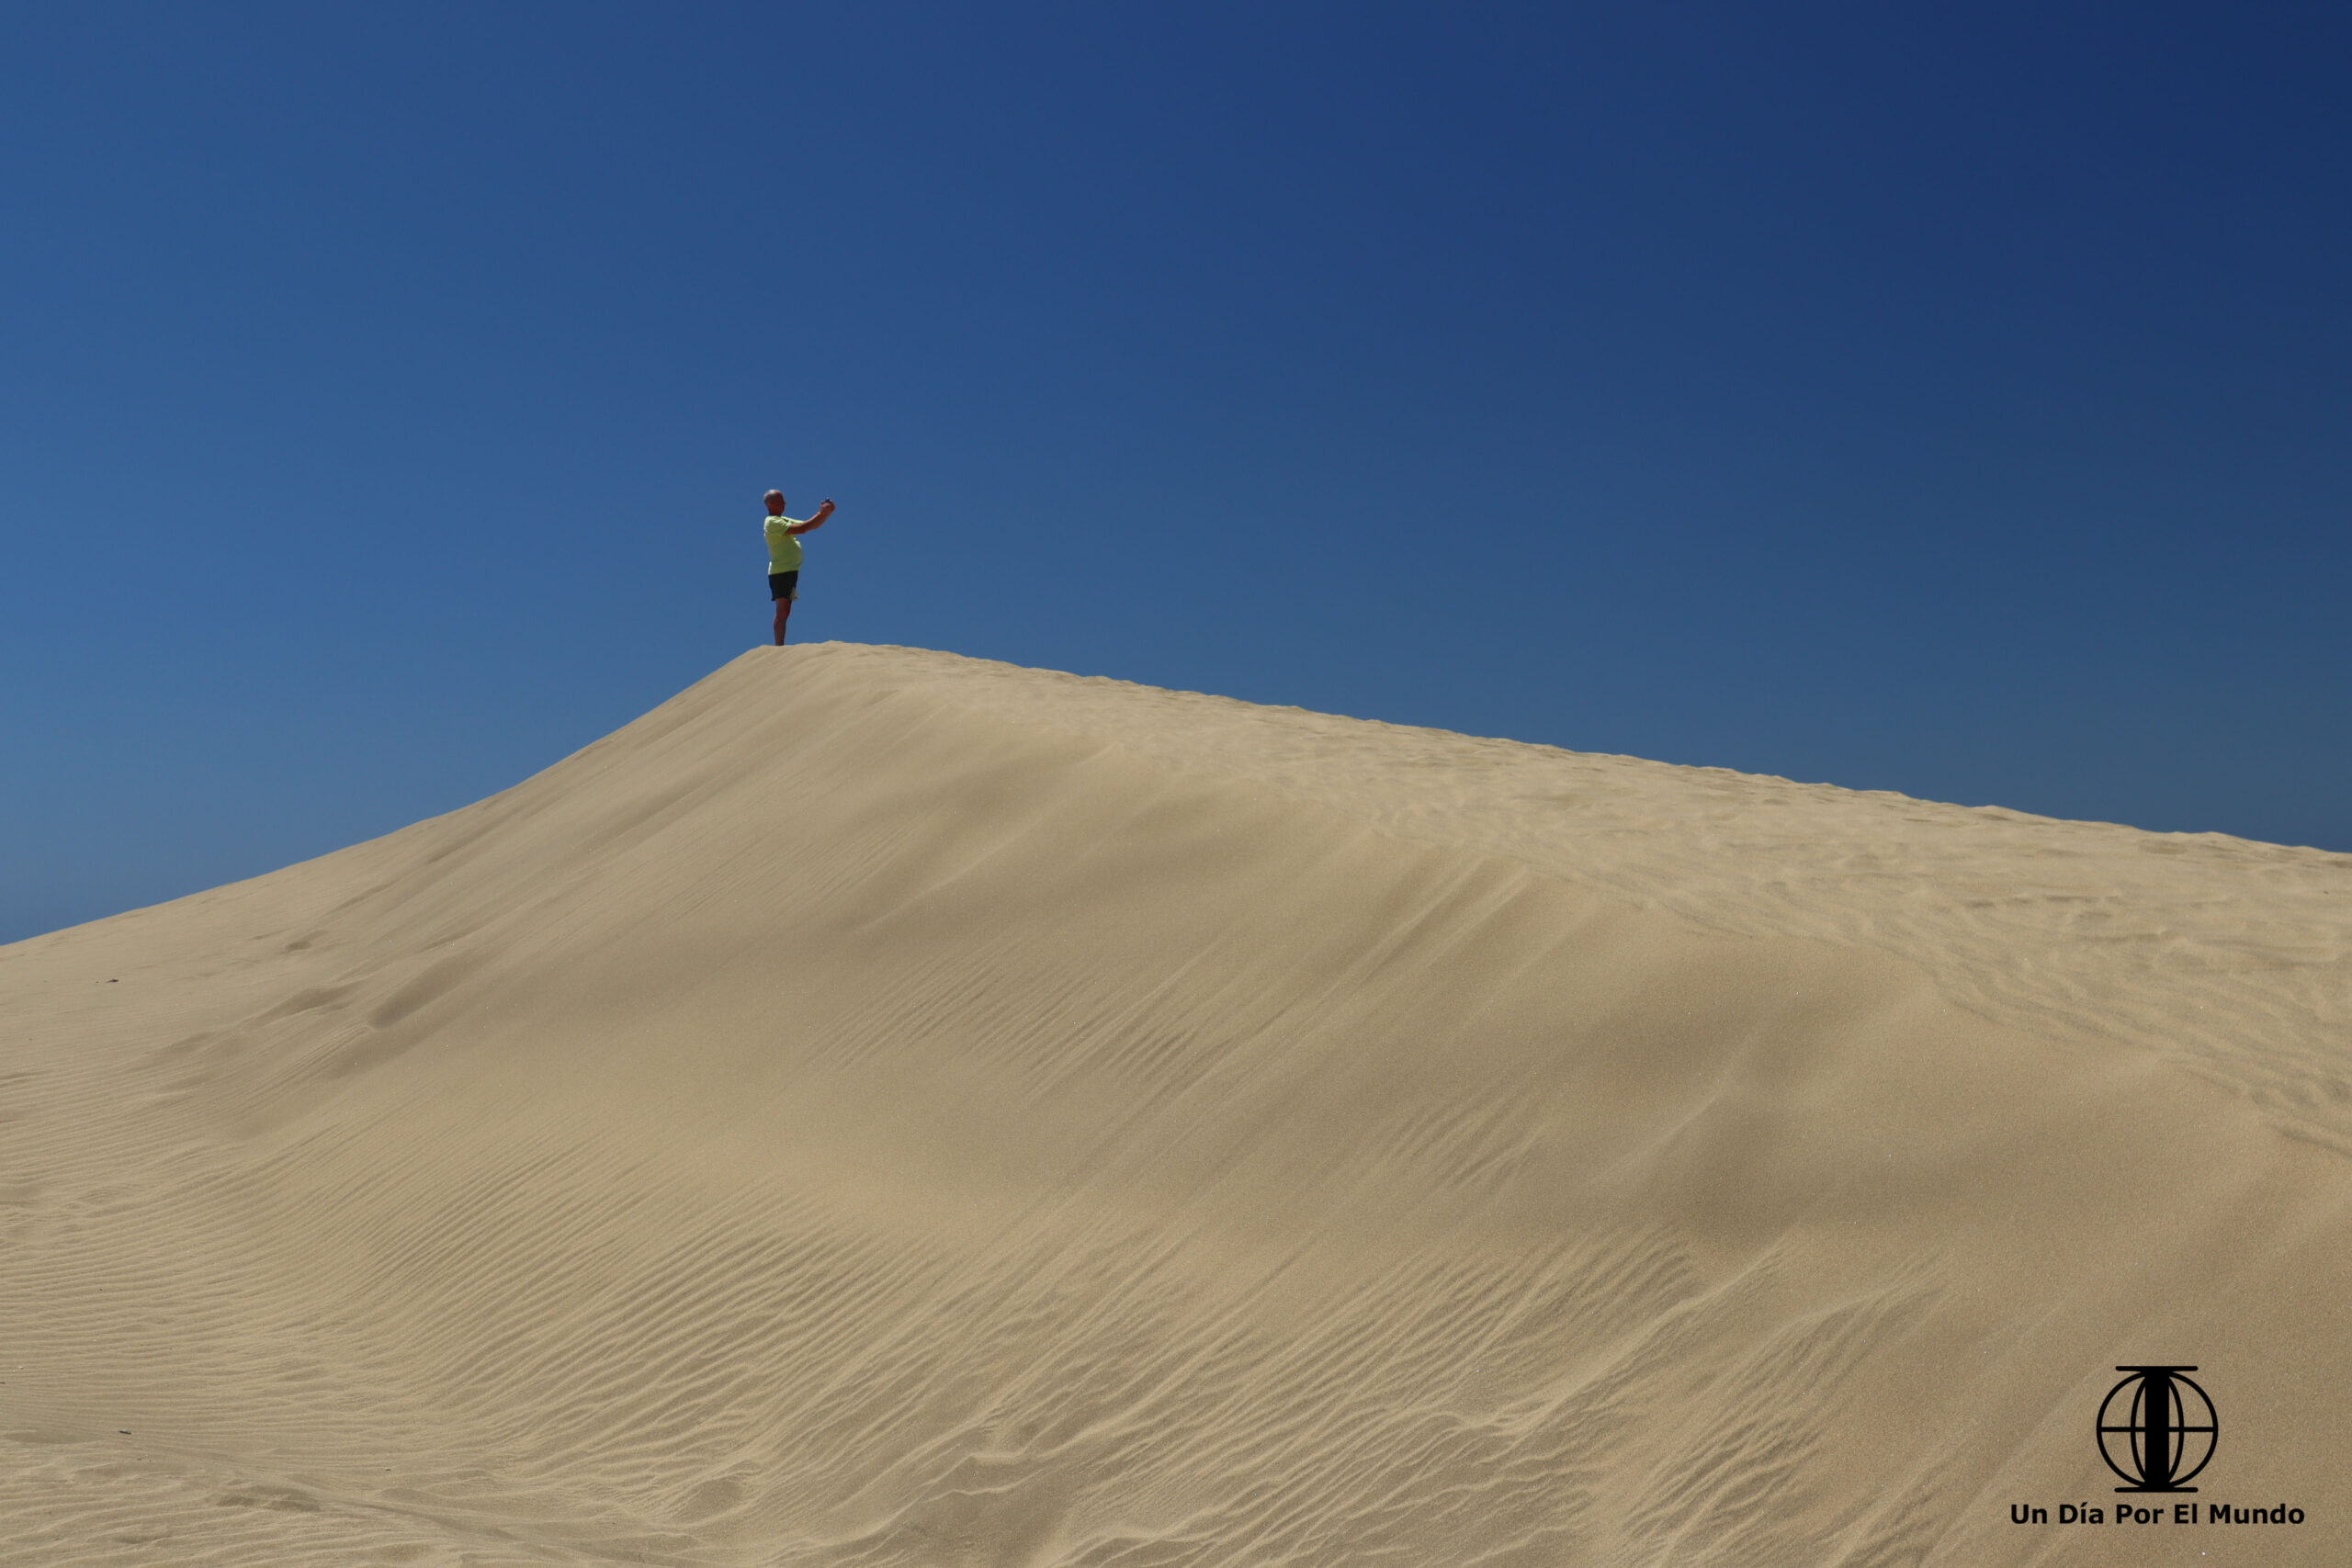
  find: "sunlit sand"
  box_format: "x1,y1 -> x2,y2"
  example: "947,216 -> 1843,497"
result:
4,643 -> 2346,1564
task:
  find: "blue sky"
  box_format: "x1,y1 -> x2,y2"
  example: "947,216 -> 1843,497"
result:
4,3 -> 2347,942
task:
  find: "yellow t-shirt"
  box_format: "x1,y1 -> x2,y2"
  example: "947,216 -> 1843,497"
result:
763,514 -> 805,573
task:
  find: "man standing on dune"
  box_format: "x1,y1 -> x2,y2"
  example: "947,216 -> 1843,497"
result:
763,489 -> 835,645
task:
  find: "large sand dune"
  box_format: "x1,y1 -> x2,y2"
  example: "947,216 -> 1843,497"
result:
3,643 -> 2347,1565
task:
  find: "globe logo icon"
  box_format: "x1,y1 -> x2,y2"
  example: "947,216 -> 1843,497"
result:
2097,1366 -> 2217,1493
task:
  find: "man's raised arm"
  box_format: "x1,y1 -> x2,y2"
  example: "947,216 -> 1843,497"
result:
788,499 -> 836,536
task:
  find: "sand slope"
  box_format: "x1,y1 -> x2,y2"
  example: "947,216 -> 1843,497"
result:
3,642 -> 2346,1566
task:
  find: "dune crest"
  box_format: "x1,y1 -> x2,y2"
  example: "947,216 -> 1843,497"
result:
3,643 -> 2346,1565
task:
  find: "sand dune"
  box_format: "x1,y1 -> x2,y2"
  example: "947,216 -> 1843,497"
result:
3,642 -> 2346,1565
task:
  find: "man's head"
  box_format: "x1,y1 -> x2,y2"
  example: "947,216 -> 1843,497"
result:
764,490 -> 786,516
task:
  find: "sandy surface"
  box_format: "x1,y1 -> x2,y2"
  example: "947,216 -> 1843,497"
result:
3,642 -> 2346,1565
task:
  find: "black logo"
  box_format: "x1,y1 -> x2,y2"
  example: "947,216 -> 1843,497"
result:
2098,1366 -> 2217,1493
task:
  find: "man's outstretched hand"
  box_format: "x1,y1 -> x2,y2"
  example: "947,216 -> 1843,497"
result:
792,499 -> 837,536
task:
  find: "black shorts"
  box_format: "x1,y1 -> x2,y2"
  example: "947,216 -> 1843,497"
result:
768,570 -> 799,601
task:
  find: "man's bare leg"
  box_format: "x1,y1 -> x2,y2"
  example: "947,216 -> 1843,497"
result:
773,597 -> 794,645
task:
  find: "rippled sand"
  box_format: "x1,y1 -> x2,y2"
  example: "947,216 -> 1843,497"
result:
4,643 -> 2346,1565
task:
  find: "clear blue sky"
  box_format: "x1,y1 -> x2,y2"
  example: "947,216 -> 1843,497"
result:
5,3 -> 2347,942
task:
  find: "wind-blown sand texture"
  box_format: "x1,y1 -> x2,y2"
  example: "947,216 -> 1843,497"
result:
4,642 -> 2347,1566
